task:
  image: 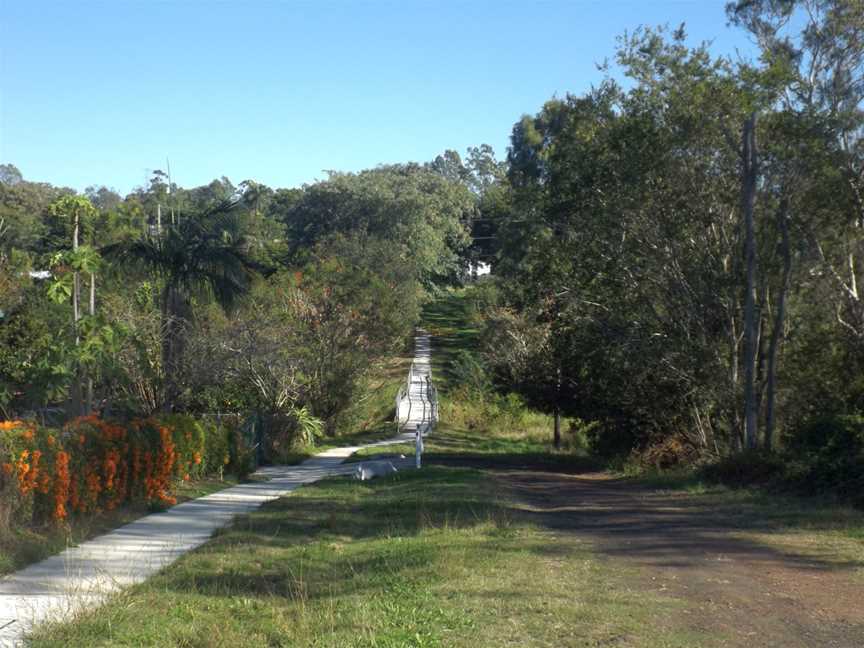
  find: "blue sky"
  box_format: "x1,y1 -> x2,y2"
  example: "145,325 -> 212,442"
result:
0,1 -> 755,195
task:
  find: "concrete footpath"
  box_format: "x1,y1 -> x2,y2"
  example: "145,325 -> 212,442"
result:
0,333 -> 434,647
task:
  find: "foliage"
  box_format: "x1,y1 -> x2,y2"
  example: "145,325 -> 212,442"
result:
0,414 -> 241,536
105,202 -> 258,410
282,165 -> 473,286
479,12 -> 864,468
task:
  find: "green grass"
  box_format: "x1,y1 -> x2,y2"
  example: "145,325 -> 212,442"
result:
421,288 -> 481,393
345,443 -> 416,463
29,468 -> 709,648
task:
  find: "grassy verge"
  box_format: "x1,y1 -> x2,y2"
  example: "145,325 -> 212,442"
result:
345,443 -> 416,462
29,467 -> 706,648
0,476 -> 237,577
421,288 -> 480,393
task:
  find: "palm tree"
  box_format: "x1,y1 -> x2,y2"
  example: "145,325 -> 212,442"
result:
107,200 -> 257,411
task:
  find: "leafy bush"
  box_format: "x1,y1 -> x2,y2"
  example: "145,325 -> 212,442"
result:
157,414 -> 207,482
699,416 -> 864,507
0,414 -> 243,534
224,418 -> 256,480
586,421 -> 641,460
561,419 -> 594,454
783,415 -> 864,503
700,450 -> 786,487
264,407 -> 324,464
201,418 -> 231,477
450,350 -> 491,394
785,415 -> 864,456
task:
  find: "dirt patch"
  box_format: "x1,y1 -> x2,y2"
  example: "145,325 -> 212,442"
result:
496,469 -> 864,648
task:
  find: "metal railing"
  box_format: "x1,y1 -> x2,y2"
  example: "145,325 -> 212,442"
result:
392,354 -> 438,469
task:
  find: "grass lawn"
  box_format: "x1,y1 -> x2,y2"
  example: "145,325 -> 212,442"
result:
28,466 -> 704,648
420,288 -> 480,393
345,443 -> 416,462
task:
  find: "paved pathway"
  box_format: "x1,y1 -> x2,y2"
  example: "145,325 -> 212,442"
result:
396,329 -> 436,437
0,332 -> 434,647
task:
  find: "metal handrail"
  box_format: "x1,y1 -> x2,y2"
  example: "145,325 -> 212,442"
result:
393,337 -> 440,467
394,361 -> 418,431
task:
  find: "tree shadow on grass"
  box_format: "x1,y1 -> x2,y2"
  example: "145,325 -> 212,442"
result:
499,470 -> 864,574
142,467 -> 553,605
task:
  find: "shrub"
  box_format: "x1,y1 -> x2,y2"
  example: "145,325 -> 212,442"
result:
450,350 -> 491,394
0,414 -> 241,530
587,421 -> 641,460
783,415 -> 864,502
785,414 -> 864,456
700,450 -> 786,487
561,419 -> 594,454
201,418 -> 231,477
628,434 -> 702,471
158,414 -> 207,482
225,418 -> 256,480
263,407 -> 324,464
0,420 -> 42,533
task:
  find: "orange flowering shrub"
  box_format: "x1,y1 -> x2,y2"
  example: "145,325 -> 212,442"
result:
0,414 -> 215,530
0,419 -> 37,530
159,415 -> 207,483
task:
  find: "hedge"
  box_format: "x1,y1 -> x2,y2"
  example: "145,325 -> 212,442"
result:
0,414 -> 237,530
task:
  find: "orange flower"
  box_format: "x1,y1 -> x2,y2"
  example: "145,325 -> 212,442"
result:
53,451 -> 70,521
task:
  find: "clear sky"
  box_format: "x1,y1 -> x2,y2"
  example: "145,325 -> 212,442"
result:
0,0 -> 755,195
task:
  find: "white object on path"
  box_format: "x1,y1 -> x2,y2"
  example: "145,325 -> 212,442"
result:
353,459 -> 399,481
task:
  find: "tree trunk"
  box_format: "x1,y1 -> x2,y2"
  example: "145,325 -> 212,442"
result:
161,283 -> 186,412
765,199 -> 791,451
741,113 -> 759,451
72,211 -> 80,342
553,405 -> 561,450
85,272 -> 96,414
69,210 -> 84,418
553,364 -> 562,449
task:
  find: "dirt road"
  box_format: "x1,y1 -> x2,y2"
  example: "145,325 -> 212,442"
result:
499,470 -> 864,648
